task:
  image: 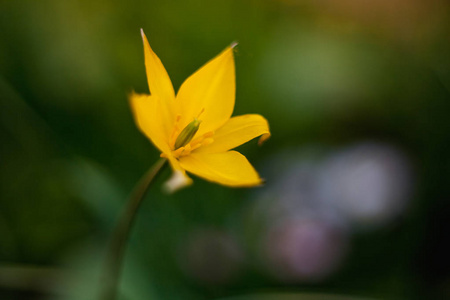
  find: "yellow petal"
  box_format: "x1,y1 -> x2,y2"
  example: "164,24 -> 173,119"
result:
179,151 -> 262,187
129,92 -> 173,153
141,29 -> 175,102
176,44 -> 236,137
197,114 -> 270,154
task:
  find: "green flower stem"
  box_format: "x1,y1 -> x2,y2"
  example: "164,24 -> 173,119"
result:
100,158 -> 167,300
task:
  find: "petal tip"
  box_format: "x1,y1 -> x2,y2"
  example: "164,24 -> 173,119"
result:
247,177 -> 266,187
230,41 -> 238,49
140,28 -> 150,46
258,133 -> 271,146
233,177 -> 266,188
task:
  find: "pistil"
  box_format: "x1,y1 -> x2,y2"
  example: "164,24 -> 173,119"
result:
174,118 -> 202,149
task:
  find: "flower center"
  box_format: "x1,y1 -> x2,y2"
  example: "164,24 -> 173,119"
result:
171,131 -> 214,158
174,118 -> 201,149
167,109 -> 214,159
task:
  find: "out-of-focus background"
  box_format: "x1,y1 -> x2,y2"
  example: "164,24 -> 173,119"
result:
1,0 -> 449,299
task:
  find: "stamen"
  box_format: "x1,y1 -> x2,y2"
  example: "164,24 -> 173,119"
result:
196,108 -> 205,119
173,147 -> 185,158
190,143 -> 202,151
202,131 -> 214,138
169,114 -> 183,149
201,138 -> 214,147
189,131 -> 214,146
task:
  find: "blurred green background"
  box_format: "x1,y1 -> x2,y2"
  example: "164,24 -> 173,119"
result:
1,0 -> 450,299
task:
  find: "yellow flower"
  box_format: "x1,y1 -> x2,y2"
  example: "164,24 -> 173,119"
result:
129,30 -> 270,192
